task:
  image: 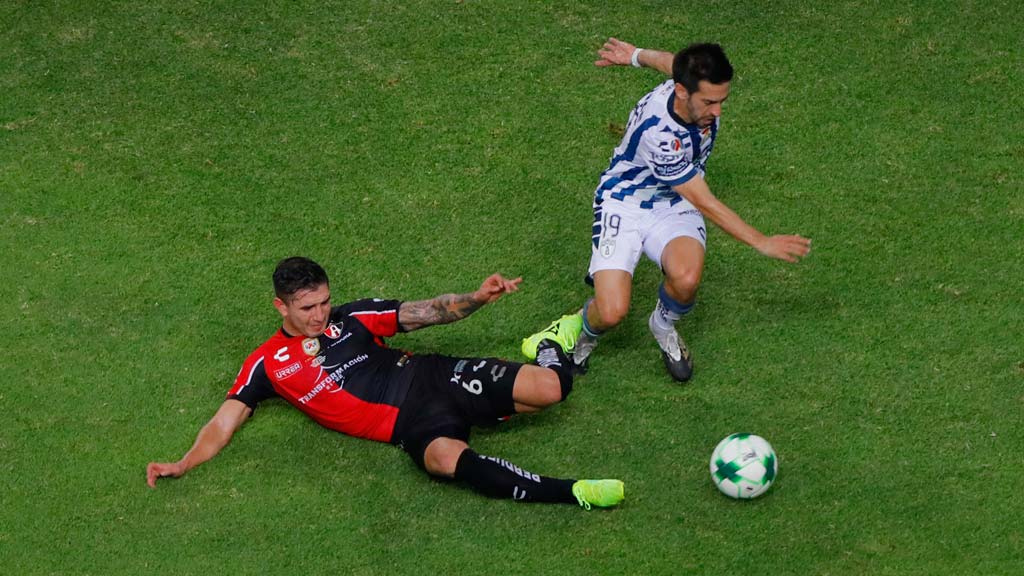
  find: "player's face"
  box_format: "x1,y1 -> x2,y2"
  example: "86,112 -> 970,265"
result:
675,80 -> 730,128
274,283 -> 332,338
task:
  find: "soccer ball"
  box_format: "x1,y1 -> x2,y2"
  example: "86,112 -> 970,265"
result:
709,433 -> 778,499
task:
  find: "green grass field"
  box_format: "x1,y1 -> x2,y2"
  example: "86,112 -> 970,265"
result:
2,1 -> 1022,574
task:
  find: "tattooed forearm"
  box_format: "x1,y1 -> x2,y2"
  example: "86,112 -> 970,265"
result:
398,293 -> 484,331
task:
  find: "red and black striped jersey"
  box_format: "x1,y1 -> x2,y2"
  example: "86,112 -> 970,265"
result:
227,298 -> 415,442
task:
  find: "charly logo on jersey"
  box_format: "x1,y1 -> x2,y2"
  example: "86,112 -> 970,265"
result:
324,323 -> 343,339
302,338 -> 321,356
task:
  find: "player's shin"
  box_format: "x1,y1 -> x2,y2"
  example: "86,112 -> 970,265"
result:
574,299 -> 602,372
649,283 -> 695,382
650,283 -> 694,334
454,448 -> 575,503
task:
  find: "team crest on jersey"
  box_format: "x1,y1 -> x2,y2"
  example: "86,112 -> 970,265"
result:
599,237 -> 616,258
302,338 -> 321,356
324,323 -> 343,339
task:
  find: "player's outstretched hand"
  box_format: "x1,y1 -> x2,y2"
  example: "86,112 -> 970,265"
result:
756,235 -> 812,263
595,37 -> 637,67
146,461 -> 184,488
474,274 -> 522,305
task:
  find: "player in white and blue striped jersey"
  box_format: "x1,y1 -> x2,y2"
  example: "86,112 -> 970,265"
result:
524,39 -> 811,382
595,77 -> 718,211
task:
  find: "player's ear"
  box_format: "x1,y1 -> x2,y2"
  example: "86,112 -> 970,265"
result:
273,296 -> 289,318
674,82 -> 690,103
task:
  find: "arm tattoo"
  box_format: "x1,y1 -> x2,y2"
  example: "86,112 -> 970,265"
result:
399,293 -> 484,331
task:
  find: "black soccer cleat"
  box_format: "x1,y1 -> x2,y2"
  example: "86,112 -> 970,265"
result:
649,313 -> 693,382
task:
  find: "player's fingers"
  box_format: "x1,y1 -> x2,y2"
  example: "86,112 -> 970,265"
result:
611,38 -> 634,53
786,247 -> 806,261
146,464 -> 160,488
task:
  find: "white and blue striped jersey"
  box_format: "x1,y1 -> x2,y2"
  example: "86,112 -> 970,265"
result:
595,79 -> 719,209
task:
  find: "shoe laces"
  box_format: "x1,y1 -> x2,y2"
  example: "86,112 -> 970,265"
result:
661,330 -> 682,361
572,484 -> 592,510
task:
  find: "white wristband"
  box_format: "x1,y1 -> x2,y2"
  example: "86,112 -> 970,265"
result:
630,48 -> 644,68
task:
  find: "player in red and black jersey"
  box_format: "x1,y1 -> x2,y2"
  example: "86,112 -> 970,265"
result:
146,257 -> 624,509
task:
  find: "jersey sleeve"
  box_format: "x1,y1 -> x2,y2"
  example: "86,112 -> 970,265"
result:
640,130 -> 699,187
227,351 -> 279,410
332,298 -> 403,336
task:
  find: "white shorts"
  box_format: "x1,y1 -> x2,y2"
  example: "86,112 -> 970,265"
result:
588,199 -> 707,276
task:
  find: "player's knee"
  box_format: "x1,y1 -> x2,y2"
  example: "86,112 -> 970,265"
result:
423,438 -> 464,478
665,269 -> 701,299
595,298 -> 629,328
528,368 -> 569,407
536,370 -> 566,406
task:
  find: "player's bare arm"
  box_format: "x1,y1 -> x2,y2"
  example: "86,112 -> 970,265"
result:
145,399 -> 251,488
673,178 -> 811,263
595,37 -> 673,76
398,274 -> 522,332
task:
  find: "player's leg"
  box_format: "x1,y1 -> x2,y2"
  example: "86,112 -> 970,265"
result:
576,200 -> 645,372
645,213 -> 707,381
423,436 -> 624,508
660,236 -> 705,305
571,269 -> 632,373
403,359 -> 623,508
587,268 -> 633,331
511,360 -> 571,414
449,352 -> 573,415
524,201 -> 643,373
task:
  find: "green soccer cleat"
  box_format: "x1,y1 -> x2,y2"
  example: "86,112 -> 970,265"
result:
521,314 -> 583,360
572,479 -> 625,510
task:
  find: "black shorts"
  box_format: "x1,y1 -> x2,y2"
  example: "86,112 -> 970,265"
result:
391,354 -> 522,470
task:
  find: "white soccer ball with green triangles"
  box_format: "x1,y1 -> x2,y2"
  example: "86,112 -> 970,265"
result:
710,433 -> 778,499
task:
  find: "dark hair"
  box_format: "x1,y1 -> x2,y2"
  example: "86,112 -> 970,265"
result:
672,43 -> 733,94
273,256 -> 329,301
